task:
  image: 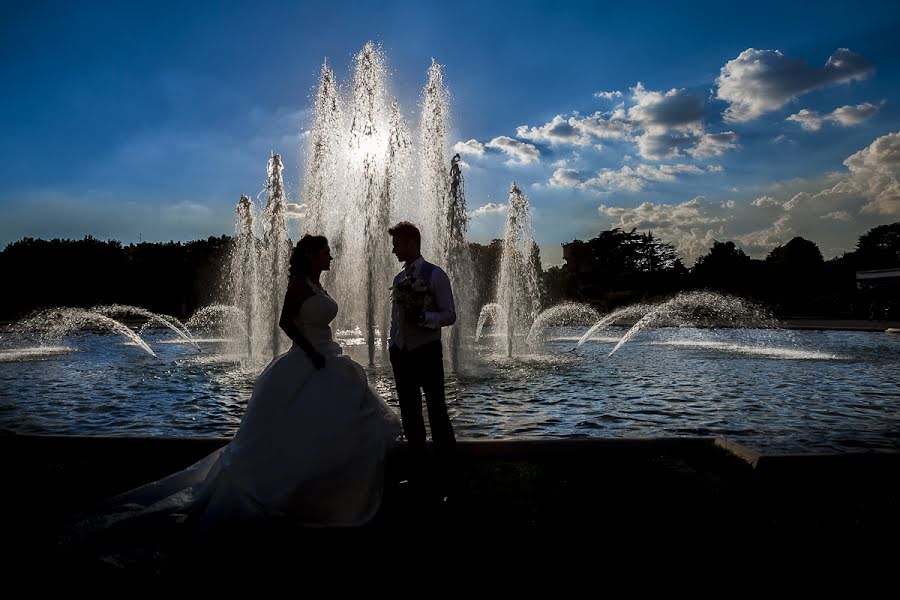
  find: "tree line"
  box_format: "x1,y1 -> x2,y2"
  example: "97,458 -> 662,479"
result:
542,223 -> 900,319
0,222 -> 897,321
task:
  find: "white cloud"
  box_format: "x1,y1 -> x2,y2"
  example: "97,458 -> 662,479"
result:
635,132 -> 693,160
721,200 -> 736,208
787,109 -> 826,131
594,90 -> 623,100
831,102 -> 882,126
549,168 -> 582,188
737,214 -> 794,254
686,131 -> 739,158
285,202 -> 308,219
583,163 -> 703,192
707,164 -> 725,173
716,48 -> 874,122
472,202 -> 508,217
551,158 -> 569,168
452,139 -> 485,156
787,102 -> 881,131
730,131 -> 900,257
510,83 -> 733,161
627,82 -> 705,134
751,195 -> 782,208
838,130 -> 900,215
821,210 -> 852,221
516,115 -> 592,146
598,196 -> 731,262
570,110 -> 632,140
485,136 -> 541,165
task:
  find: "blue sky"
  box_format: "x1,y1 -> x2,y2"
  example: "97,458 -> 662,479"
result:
2,0 -> 899,266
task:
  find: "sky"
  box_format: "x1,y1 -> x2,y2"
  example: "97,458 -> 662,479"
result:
2,0 -> 899,267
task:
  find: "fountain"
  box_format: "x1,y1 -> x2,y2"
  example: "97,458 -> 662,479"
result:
13,308 -> 158,357
224,42 -> 474,369
446,153 -> 474,371
574,303 -> 654,349
605,291 -> 780,356
481,183 -> 541,357
95,304 -> 200,351
225,155 -> 292,365
525,302 -> 601,347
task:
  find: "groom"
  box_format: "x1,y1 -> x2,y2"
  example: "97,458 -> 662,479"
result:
388,221 -> 457,501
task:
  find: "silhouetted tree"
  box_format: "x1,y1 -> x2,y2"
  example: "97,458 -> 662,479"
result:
691,240 -> 754,294
853,223 -> 900,269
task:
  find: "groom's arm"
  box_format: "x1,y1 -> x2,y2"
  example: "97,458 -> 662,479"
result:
422,269 -> 456,329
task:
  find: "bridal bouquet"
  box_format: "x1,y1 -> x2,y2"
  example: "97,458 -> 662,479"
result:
390,273 -> 431,324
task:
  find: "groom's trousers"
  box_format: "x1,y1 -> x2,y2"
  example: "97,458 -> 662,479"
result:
389,340 -> 457,493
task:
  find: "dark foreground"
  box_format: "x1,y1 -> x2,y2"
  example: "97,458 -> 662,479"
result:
4,430 -> 899,577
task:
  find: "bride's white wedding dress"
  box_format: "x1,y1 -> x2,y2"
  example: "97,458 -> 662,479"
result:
72,282 -> 401,546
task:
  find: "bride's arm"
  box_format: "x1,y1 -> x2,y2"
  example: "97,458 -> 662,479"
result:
279,277 -> 326,369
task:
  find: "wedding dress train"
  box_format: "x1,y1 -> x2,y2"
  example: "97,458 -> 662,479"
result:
68,282 -> 401,559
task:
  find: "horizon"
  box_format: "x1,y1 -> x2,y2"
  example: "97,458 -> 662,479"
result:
2,0 -> 899,267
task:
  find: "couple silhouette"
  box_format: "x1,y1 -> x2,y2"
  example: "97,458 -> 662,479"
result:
67,220 -> 457,564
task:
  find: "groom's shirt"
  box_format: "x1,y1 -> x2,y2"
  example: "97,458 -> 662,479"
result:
389,256 -> 456,350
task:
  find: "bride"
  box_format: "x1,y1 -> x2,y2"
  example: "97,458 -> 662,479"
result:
68,235 -> 401,558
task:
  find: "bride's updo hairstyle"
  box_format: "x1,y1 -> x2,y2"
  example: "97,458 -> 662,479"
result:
289,234 -> 328,278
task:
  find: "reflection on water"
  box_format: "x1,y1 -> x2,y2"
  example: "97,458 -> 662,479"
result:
1,326 -> 898,453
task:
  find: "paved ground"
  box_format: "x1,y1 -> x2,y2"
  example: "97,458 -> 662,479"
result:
4,431 -> 899,577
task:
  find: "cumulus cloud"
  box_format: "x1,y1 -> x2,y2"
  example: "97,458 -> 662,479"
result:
730,131 -> 899,257
453,139 -> 485,156
516,115 -> 592,146
737,214 -> 794,255
716,48 -> 874,122
549,168 -> 583,187
707,164 -> 725,173
485,136 -> 540,165
285,202 -> 308,219
583,163 -> 703,192
511,83 -> 734,161
570,110 -> 632,140
787,102 -> 881,131
627,82 -> 705,133
472,202 -> 508,217
837,130 -> 900,215
635,132 -> 693,160
821,210 -> 853,221
594,90 -> 623,100
831,102 -> 882,126
686,131 -> 739,158
751,195 -> 782,208
598,196 -> 731,262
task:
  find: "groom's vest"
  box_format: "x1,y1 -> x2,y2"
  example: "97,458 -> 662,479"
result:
391,260 -> 440,351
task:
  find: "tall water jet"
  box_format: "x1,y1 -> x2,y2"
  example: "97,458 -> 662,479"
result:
420,59 -> 451,266
495,183 -> 541,357
349,42 -> 390,366
231,194 -> 259,358
377,99 -> 411,354
446,153 -> 474,372
232,42 -> 471,368
302,60 -> 344,237
260,154 -> 291,359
